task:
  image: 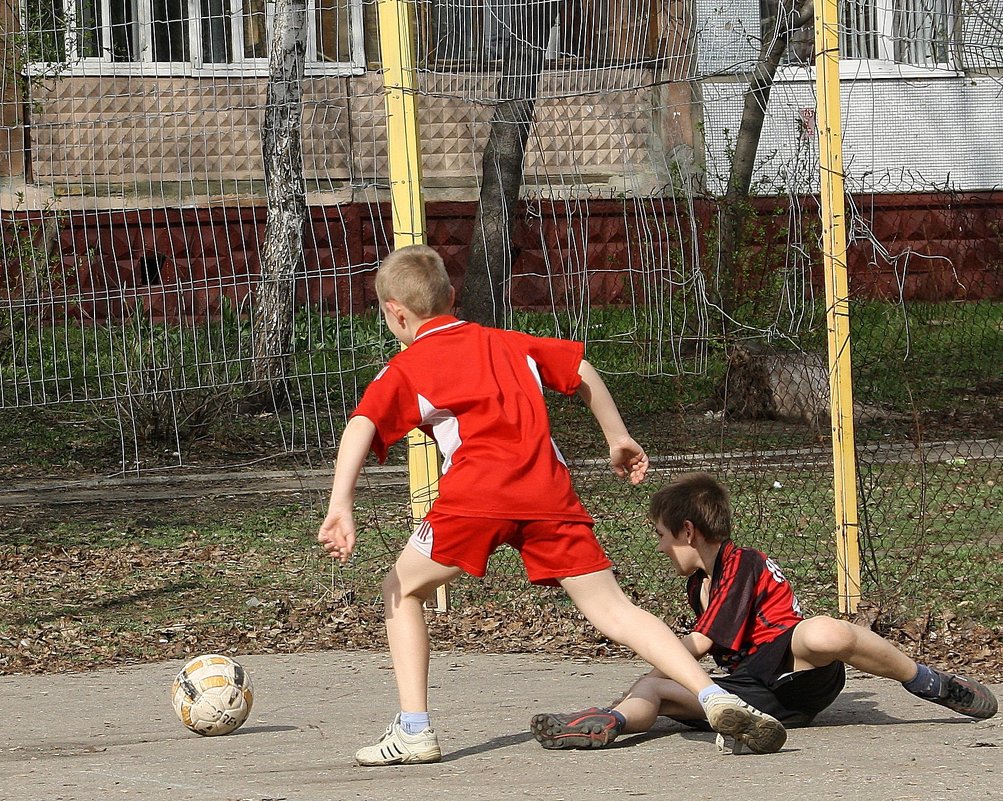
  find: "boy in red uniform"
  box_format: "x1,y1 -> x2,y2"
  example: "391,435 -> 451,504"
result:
318,246 -> 787,765
531,472 -> 998,752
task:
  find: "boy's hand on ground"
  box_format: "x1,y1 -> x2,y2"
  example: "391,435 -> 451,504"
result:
610,439 -> 649,484
318,505 -> 357,563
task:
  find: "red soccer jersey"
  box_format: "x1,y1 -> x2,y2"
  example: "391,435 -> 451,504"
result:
351,316 -> 593,522
686,540 -> 803,672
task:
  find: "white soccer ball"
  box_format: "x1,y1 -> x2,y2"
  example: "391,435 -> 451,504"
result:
172,654 -> 254,736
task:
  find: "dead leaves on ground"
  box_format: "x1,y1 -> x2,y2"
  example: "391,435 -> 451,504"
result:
2,543 -> 1001,681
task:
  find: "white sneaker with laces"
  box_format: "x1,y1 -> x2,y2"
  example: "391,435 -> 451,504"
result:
703,692 -> 787,755
355,714 -> 442,766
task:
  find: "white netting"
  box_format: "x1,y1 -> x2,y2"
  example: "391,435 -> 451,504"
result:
0,0 -> 1000,441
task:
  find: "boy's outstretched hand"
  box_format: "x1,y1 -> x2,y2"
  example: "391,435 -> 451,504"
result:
610,437 -> 649,484
318,504 -> 357,563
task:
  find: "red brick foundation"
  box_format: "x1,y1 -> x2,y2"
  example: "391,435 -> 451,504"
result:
2,191 -> 1001,323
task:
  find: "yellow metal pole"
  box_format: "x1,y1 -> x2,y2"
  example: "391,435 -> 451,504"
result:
815,0 -> 861,614
378,0 -> 426,245
377,0 -> 447,609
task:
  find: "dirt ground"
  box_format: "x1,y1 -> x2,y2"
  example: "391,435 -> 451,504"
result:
2,650 -> 1000,801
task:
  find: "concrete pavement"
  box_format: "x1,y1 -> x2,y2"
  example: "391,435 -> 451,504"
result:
2,651 -> 1000,801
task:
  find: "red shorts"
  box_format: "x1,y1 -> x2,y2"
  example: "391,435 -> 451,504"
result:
408,509 -> 612,586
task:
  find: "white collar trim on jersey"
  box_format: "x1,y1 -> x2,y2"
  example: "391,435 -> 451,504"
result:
413,319 -> 467,342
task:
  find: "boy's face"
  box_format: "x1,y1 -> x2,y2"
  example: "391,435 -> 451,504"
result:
654,520 -> 701,577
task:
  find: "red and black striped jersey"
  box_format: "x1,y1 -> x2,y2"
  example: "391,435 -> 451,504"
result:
686,540 -> 803,673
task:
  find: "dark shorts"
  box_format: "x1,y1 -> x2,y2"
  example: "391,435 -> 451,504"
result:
679,626 -> 846,729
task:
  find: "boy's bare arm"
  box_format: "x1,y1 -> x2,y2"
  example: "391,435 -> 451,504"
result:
318,415 -> 377,562
576,359 -> 649,484
680,631 -> 714,660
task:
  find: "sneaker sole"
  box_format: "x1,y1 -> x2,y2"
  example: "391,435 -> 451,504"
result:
708,707 -> 787,754
355,749 -> 442,766
530,713 -> 616,749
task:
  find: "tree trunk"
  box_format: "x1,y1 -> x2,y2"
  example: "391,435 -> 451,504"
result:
461,1 -> 561,327
717,0 -> 814,316
251,0 -> 308,408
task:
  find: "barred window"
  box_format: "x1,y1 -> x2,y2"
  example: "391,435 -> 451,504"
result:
416,0 -> 656,68
772,0 -> 955,72
843,0 -> 952,67
21,0 -> 363,72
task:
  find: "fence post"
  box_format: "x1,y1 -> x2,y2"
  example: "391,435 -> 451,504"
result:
377,0 -> 449,611
815,0 -> 861,614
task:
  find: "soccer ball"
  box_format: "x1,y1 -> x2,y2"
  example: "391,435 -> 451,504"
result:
172,654 -> 254,736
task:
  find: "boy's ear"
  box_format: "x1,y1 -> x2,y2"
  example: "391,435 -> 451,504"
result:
383,298 -> 407,325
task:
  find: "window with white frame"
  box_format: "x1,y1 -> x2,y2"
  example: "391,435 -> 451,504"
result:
843,0 -> 952,67
416,0 -> 654,68
21,0 -> 364,72
769,0 -> 955,74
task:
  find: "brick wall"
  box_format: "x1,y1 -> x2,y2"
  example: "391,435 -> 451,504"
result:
3,191 -> 1000,323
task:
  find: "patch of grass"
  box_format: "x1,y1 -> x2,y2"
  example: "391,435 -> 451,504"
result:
3,300 -> 1001,472
851,300 -> 1003,410
0,496 -> 351,672
7,502 -> 313,550
0,406 -> 122,475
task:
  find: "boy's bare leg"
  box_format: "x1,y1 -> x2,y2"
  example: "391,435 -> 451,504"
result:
793,616 -> 997,719
557,569 -> 786,753
355,547 -> 461,766
529,668 -> 700,750
383,546 -> 462,712
560,569 -> 714,695
792,616 -> 916,678
614,671 -> 704,733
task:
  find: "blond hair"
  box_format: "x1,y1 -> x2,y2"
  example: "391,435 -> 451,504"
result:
375,245 -> 453,317
648,471 -> 733,542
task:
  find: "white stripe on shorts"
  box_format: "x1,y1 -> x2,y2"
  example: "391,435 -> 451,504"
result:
409,518 -> 434,559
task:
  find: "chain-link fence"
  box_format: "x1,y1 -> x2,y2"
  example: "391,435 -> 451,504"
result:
1,0 -> 1001,631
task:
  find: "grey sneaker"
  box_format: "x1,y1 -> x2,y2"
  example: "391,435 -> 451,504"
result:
355,714 -> 442,766
924,670 -> 999,719
703,693 -> 787,755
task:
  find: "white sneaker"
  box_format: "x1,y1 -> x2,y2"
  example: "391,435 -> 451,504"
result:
703,693 -> 787,754
355,714 -> 442,766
